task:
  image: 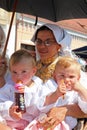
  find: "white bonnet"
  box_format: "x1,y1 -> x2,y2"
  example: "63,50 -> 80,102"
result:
31,23 -> 73,60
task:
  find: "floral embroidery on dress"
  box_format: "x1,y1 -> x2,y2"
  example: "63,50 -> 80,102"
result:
36,56 -> 60,82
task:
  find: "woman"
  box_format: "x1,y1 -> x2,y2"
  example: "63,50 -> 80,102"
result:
31,23 -> 87,129
31,23 -> 73,81
0,26 -> 12,130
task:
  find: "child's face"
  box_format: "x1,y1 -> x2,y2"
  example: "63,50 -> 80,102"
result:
10,58 -> 36,85
54,65 -> 80,90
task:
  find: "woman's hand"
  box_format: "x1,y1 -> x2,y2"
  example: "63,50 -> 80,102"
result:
42,106 -> 68,129
39,104 -> 87,129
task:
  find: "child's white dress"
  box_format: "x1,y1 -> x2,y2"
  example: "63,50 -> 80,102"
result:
24,77 -> 87,130
0,76 -> 44,130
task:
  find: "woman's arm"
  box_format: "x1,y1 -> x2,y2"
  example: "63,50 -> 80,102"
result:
43,104 -> 87,129
66,104 -> 87,118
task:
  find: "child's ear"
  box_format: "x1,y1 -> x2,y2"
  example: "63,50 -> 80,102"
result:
32,67 -> 37,75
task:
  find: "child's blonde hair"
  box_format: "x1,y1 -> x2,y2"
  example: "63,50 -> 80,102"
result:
9,49 -> 36,69
55,56 -> 81,73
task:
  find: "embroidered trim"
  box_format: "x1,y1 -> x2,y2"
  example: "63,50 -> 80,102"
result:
36,56 -> 59,82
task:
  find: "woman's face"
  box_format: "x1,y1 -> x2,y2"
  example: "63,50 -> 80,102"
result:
36,30 -> 61,60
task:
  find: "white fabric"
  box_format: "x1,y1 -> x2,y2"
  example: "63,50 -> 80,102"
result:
22,76 -> 44,122
43,23 -> 71,48
0,76 -> 44,123
4,71 -> 13,84
42,78 -> 57,95
0,83 -> 16,121
80,70 -> 87,87
0,101 -> 14,121
31,23 -> 72,48
0,83 -> 15,102
24,120 -> 71,130
37,77 -> 87,129
31,23 -> 73,61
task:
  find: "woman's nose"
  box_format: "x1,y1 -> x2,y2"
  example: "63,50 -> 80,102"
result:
40,43 -> 47,48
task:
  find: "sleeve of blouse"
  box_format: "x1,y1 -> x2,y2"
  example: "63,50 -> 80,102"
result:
0,101 -> 14,121
78,96 -> 87,114
80,71 -> 87,88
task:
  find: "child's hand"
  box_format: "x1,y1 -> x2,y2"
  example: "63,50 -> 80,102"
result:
70,80 -> 82,91
9,104 -> 22,120
57,80 -> 66,97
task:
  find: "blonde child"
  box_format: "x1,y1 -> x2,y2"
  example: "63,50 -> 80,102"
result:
2,49 -> 43,130
26,56 -> 87,130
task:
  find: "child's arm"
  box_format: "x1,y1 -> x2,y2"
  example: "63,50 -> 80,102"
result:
72,81 -> 87,101
44,80 -> 66,106
44,90 -> 60,106
75,81 -> 87,101
0,101 -> 14,121
72,81 -> 87,114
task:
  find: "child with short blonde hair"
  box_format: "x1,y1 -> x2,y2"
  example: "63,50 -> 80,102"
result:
26,56 -> 87,130
0,49 -> 43,130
